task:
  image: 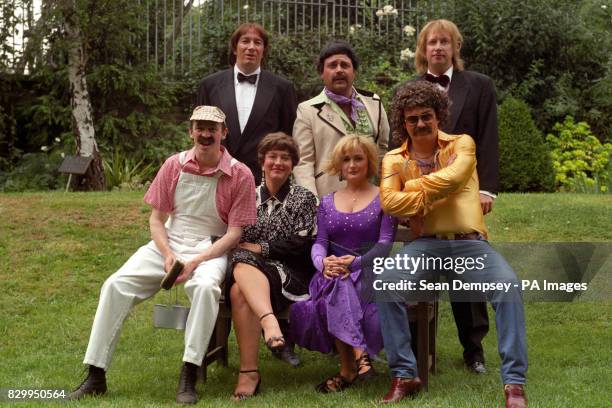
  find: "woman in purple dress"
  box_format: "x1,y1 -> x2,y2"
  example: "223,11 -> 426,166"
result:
291,135 -> 397,393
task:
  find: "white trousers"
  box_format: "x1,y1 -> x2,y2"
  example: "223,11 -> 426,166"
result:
83,238 -> 226,369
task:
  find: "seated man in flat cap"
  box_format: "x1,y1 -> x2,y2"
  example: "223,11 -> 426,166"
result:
69,106 -> 256,404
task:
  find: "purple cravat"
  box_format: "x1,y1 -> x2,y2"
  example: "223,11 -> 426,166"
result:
324,88 -> 366,123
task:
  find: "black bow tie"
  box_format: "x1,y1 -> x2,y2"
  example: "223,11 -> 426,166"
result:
237,72 -> 258,84
424,73 -> 450,88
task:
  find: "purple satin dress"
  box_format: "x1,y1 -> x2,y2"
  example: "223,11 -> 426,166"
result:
290,193 -> 397,355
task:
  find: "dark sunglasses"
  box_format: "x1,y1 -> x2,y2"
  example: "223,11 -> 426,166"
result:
404,112 -> 435,126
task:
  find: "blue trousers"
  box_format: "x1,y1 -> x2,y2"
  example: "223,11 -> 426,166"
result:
376,238 -> 527,385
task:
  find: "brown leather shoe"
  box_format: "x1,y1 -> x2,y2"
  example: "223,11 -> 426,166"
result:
504,384 -> 527,408
68,365 -> 107,400
380,377 -> 422,404
176,362 -> 199,404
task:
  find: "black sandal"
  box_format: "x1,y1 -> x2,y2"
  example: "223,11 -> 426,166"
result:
259,312 -> 285,352
232,369 -> 261,401
356,352 -> 376,381
315,373 -> 355,393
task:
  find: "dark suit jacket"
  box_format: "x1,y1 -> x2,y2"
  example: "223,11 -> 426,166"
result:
440,70 -> 499,194
196,68 -> 297,183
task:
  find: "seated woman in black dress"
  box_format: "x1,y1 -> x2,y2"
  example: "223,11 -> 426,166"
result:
227,132 -> 318,400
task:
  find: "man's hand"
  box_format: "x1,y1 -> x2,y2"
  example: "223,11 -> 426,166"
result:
163,253 -> 178,274
409,216 -> 424,239
238,242 -> 262,254
175,259 -> 199,285
479,193 -> 494,215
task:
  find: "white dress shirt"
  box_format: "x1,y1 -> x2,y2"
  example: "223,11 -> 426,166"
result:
234,65 -> 261,134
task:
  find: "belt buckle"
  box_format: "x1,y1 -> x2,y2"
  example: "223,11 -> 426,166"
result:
435,233 -> 455,240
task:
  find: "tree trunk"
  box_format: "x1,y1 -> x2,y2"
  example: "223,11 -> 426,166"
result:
63,2 -> 105,191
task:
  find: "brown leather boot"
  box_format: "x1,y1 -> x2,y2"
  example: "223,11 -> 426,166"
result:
68,365 -> 107,400
380,377 -> 422,403
176,362 -> 199,404
504,384 -> 527,408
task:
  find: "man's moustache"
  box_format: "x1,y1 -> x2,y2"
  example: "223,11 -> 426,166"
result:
413,127 -> 432,135
196,136 -> 214,145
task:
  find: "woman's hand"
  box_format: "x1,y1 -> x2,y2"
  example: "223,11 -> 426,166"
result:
238,242 -> 262,254
323,256 -> 350,280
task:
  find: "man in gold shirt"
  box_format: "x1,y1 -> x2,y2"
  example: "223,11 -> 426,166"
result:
376,81 -> 527,408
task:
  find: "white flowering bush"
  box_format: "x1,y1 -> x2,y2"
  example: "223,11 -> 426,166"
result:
400,48 -> 415,62
349,24 -> 362,34
397,24 -> 417,66
376,5 -> 398,17
403,24 -> 416,36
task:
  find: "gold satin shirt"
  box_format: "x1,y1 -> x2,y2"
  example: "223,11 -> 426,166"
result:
380,130 -> 488,239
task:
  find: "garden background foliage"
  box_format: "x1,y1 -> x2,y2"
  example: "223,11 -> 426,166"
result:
0,0 -> 610,192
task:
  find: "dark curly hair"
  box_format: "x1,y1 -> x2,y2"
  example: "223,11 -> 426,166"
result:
390,81 -> 451,146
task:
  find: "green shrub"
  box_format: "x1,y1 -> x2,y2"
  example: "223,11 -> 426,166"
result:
0,152 -> 66,192
103,150 -> 157,191
546,116 -> 612,193
498,96 -> 555,192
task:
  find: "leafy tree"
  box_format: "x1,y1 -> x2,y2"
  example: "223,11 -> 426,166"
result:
453,0 -> 611,141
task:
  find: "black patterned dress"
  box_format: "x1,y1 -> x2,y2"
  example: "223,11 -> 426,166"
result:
227,179 -> 318,313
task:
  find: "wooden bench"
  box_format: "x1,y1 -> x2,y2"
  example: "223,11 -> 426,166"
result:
201,227 -> 438,389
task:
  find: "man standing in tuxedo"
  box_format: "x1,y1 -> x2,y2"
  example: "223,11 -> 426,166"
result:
414,19 -> 499,374
196,23 -> 297,185
196,23 -> 300,367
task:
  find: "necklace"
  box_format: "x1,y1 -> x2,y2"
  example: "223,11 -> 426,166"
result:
345,186 -> 368,203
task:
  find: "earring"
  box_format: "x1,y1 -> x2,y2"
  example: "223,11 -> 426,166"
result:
260,169 -> 266,187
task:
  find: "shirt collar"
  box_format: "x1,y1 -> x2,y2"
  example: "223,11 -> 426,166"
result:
260,178 -> 291,203
184,146 -> 233,176
396,130 -> 455,155
234,65 -> 261,85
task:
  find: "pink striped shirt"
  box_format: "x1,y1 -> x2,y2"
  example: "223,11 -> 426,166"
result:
144,147 -> 257,227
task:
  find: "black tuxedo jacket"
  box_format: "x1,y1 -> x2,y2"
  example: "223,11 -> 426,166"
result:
196,68 -> 297,183
440,70 -> 499,194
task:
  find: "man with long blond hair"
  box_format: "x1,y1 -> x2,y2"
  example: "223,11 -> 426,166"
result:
413,19 -> 500,375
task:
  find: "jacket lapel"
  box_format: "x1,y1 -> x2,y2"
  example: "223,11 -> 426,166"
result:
240,70 -> 275,140
447,70 -> 468,132
217,70 -> 241,152
360,93 -> 380,141
316,103 -> 347,136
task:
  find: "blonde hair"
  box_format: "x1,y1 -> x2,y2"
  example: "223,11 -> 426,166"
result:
325,136 -> 379,179
415,19 -> 464,75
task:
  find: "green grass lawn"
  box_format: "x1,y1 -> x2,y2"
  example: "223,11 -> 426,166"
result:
0,192 -> 610,407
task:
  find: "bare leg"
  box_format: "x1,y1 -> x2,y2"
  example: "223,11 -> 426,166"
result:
233,263 -> 283,348
336,340 -> 358,380
317,339 -> 358,392
230,283 -> 261,398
